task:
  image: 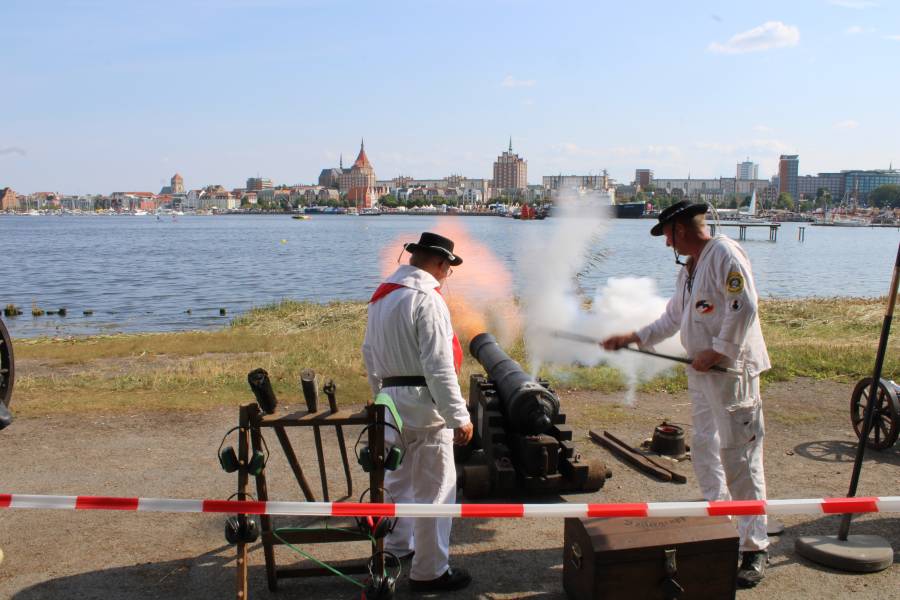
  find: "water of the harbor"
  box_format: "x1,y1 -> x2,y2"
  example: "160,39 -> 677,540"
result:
1,214 -> 897,338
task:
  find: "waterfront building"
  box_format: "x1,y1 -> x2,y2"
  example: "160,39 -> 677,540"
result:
842,169 -> 900,203
543,173 -> 610,192
796,172 -> 843,201
110,191 -> 154,211
159,173 -> 184,195
338,140 -> 377,208
736,159 -> 759,180
493,139 -> 527,196
200,186 -> 237,210
779,155 -> 799,200
319,164 -> 343,189
184,189 -> 202,210
461,188 -> 483,204
318,188 -> 340,203
525,185 -> 547,203
635,169 -> 653,189
246,177 -> 274,191
0,187 -> 17,210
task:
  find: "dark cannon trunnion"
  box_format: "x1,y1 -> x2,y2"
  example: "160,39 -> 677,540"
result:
563,516 -> 739,600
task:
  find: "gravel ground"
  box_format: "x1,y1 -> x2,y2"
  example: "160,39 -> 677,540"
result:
0,378 -> 897,599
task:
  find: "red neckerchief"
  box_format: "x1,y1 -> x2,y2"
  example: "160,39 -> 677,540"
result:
369,282 -> 462,374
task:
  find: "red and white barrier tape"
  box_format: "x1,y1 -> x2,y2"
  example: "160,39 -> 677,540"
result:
2,494 -> 899,518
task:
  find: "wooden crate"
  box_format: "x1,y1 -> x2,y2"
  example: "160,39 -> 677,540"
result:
563,516 -> 739,600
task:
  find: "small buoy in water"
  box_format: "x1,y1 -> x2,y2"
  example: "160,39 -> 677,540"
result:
83,310 -> 93,316
4,304 -> 21,317
32,307 -> 44,317
58,307 -> 67,317
280,239 -> 287,244
219,308 -> 226,316
185,309 -> 192,314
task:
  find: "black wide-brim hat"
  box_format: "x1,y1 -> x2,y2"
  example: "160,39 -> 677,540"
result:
650,201 -> 709,236
404,231 -> 463,266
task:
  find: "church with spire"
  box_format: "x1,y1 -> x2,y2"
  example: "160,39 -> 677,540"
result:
317,139 -> 379,208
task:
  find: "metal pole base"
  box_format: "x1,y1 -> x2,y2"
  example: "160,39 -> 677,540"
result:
795,535 -> 894,573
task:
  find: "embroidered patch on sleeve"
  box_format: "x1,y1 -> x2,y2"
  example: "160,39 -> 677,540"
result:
726,271 -> 744,294
695,299 -> 715,314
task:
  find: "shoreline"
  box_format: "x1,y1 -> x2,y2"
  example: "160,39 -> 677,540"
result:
9,297 -> 898,417
2,294 -> 892,342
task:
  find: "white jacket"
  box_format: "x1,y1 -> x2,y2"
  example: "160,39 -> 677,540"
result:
362,264 -> 471,430
637,235 -> 771,378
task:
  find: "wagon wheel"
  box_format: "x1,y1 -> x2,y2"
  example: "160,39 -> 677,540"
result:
0,318 -> 13,408
850,377 -> 900,450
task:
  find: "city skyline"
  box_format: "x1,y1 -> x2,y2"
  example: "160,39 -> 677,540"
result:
3,1 -> 899,194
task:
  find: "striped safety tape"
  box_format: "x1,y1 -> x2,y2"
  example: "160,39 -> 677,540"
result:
1,494 -> 899,518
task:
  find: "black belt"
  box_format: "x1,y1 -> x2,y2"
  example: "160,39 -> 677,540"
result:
382,376 -> 427,388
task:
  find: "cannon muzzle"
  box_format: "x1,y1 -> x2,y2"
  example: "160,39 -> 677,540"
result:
469,332 -> 559,435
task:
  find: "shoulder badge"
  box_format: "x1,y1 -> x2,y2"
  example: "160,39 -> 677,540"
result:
726,271 -> 744,294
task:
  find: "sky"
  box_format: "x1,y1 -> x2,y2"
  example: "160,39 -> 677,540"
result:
2,0 -> 898,195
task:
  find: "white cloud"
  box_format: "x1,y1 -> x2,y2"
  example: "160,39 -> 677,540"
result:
834,119 -> 860,129
501,75 -> 536,88
884,34 -> 900,40
753,125 -> 772,133
708,21 -> 800,54
829,1 -> 878,8
0,146 -> 26,157
846,25 -> 864,34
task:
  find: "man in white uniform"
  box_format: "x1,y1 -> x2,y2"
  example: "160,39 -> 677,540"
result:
362,231 -> 474,593
603,202 -> 771,588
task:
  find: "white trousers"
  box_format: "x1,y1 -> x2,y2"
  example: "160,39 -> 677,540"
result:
383,426 -> 457,580
689,371 -> 769,552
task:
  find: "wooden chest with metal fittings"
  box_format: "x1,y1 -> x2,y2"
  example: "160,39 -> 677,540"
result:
563,516 -> 739,599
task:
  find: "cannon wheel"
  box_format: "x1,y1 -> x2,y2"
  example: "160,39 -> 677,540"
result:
0,318 -> 13,408
850,377 -> 900,450
581,458 -> 610,492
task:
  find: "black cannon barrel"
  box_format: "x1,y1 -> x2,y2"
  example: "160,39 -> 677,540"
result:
469,332 -> 559,435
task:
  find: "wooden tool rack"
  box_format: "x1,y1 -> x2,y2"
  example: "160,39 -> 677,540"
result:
233,400 -> 388,600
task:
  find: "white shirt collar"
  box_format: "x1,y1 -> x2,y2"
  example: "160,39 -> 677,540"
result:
385,264 -> 440,293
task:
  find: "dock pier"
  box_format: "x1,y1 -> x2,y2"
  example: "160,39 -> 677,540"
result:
709,222 -> 781,242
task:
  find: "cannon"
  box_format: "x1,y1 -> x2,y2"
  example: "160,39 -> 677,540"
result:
457,333 -> 610,499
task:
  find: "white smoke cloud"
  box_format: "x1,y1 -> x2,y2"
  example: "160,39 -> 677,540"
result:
519,190 -> 684,405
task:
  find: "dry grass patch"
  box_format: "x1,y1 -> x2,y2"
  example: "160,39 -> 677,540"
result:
10,297 -> 898,415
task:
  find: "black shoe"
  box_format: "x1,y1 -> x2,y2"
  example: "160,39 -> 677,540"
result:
736,550 -> 767,589
409,567 -> 472,593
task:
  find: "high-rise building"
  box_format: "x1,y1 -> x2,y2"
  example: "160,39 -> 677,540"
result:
492,138 -> 527,195
635,169 -> 653,189
246,177 -> 274,191
778,155 -> 799,200
736,159 -> 758,181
